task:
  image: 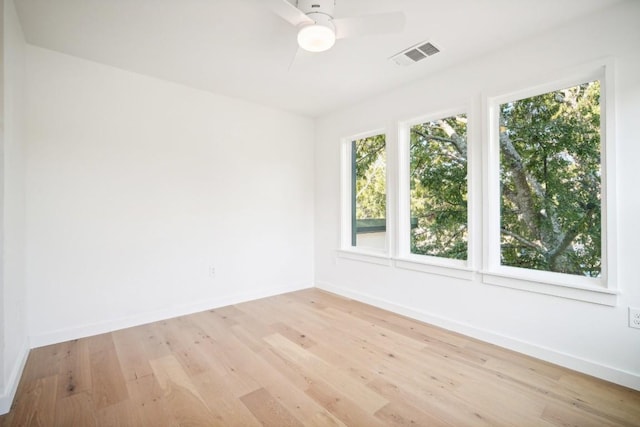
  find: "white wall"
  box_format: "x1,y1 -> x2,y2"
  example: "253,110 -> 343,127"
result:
25,46 -> 315,346
315,0 -> 640,389
0,0 -> 5,409
1,0 -> 28,414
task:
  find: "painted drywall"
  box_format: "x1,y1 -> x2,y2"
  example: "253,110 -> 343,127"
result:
314,0 -> 640,389
0,0 -> 4,409
1,0 -> 29,414
25,46 -> 315,346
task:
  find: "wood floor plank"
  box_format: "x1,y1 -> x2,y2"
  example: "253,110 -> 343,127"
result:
187,313 -> 265,397
541,401 -> 621,427
256,345 -> 316,391
138,322 -> 173,361
2,375 -> 58,427
368,376 -> 501,426
242,296 -> 332,332
149,354 -> 215,425
375,400 -> 454,427
305,381 -> 388,427
452,375 -> 552,425
125,374 -> 173,427
112,325 -> 155,382
191,370 -> 264,427
95,399 -> 142,427
264,333 -> 389,414
202,316 -> 333,427
556,373 -> 640,425
229,322 -> 268,353
271,322 -> 318,349
87,334 -> 129,410
2,289 -> 639,426
240,387 -> 304,427
17,343 -> 65,385
56,338 -> 92,399
151,317 -> 212,376
232,341 -> 346,426
53,392 -> 97,427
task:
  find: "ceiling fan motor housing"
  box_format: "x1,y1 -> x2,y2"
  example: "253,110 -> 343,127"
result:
296,0 -> 336,18
295,0 -> 336,52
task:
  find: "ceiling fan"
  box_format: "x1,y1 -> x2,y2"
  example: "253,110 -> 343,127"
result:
266,0 -> 405,53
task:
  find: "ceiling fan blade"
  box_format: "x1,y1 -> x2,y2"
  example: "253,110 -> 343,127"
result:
267,0 -> 314,27
333,11 -> 405,39
287,45 -> 301,71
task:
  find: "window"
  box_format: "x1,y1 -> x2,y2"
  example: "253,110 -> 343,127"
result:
349,133 -> 386,251
498,81 -> 601,277
409,114 -> 468,260
486,65 -> 616,304
338,64 -> 615,304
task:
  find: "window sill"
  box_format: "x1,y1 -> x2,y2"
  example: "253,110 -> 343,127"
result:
395,256 -> 474,280
336,249 -> 474,279
336,249 -> 392,266
335,249 -> 617,306
481,270 -> 617,306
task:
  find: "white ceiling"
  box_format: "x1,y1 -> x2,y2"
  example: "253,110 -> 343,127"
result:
14,0 -> 623,117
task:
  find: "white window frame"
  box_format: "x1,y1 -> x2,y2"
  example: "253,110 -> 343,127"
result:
396,108 -> 475,280
483,61 -> 618,306
338,128 -> 391,264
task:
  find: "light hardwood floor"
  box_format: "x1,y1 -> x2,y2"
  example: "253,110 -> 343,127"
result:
1,289 -> 639,426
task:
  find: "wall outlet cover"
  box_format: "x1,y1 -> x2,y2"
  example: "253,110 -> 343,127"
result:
629,307 -> 640,329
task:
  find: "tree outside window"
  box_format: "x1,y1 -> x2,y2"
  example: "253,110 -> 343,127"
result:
409,114 -> 468,260
499,80 -> 601,277
351,134 -> 386,250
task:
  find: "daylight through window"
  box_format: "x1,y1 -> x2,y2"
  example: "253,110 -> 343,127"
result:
351,134 -> 386,250
498,80 -> 602,277
409,114 -> 468,260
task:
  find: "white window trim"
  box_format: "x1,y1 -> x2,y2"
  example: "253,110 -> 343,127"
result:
396,107 -> 474,276
336,248 -> 392,266
340,128 -> 390,256
481,269 -> 617,306
395,255 -> 475,280
483,59 -> 617,306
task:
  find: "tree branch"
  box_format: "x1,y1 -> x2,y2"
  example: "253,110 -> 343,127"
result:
356,160 -> 384,200
356,143 -> 384,168
437,119 -> 467,158
411,129 -> 466,158
499,131 -> 542,238
547,205 -> 597,270
500,228 -> 545,252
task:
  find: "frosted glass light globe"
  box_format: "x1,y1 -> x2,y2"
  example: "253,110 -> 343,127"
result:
297,23 -> 336,52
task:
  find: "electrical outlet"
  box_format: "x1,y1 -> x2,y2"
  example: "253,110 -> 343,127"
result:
629,308 -> 640,329
209,266 -> 216,278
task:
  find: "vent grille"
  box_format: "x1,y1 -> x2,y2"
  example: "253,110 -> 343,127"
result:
405,49 -> 426,62
418,42 -> 440,56
390,41 -> 440,66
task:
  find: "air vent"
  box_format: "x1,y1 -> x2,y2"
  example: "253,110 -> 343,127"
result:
418,42 -> 440,56
390,41 -> 440,66
405,49 -> 426,62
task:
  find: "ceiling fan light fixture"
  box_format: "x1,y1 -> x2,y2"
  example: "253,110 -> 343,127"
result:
297,22 -> 336,52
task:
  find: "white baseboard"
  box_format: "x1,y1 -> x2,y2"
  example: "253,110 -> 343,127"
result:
0,338 -> 30,415
30,283 -> 312,349
315,280 -> 640,391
